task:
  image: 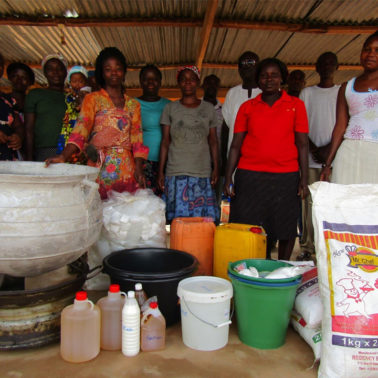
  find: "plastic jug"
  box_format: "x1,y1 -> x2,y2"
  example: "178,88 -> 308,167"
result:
141,301 -> 166,352
60,291 -> 100,363
213,223 -> 267,280
97,284 -> 126,351
170,217 -> 216,275
122,291 -> 140,357
135,283 -> 148,307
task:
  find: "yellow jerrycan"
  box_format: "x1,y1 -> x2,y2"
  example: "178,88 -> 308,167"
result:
213,223 -> 266,280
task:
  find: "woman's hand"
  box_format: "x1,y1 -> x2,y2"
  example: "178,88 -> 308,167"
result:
298,178 -> 309,199
0,130 -> 9,144
211,168 -> 219,188
134,165 -> 146,188
320,166 -> 332,182
7,134 -> 22,150
157,172 -> 165,192
45,155 -> 66,167
223,176 -> 235,197
134,158 -> 146,188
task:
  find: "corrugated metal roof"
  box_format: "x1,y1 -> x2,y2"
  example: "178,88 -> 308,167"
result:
0,0 -> 376,89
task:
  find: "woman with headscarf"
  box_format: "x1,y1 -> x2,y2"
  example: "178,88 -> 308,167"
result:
158,66 -> 219,223
56,65 -> 91,163
46,47 -> 148,200
24,53 -> 67,161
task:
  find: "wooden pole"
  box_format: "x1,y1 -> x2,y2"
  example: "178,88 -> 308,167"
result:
196,0 -> 218,71
27,62 -> 362,72
0,16 -> 375,34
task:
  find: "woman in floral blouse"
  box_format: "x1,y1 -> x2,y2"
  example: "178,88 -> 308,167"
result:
46,47 -> 148,199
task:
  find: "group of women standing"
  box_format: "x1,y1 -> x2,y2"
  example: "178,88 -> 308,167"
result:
45,48 -> 220,221
1,30 -> 377,260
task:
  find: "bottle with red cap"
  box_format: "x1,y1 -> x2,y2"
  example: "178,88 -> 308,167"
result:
141,301 -> 166,352
97,284 -> 127,351
60,291 -> 100,363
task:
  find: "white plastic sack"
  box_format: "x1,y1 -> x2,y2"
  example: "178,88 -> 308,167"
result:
291,311 -> 322,361
102,190 -> 167,250
86,190 -> 167,290
294,267 -> 322,329
311,182 -> 378,378
265,265 -> 312,279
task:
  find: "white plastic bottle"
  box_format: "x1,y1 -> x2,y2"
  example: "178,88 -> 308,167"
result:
60,291 -> 100,363
122,290 -> 140,357
97,284 -> 126,351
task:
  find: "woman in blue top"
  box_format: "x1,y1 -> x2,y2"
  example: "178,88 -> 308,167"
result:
136,65 -> 170,194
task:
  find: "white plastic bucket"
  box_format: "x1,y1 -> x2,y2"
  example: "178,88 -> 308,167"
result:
177,276 -> 233,351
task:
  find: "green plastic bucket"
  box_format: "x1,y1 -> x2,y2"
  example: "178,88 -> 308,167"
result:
228,259 -> 301,349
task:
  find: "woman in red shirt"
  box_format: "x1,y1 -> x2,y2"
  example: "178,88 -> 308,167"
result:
224,58 -> 309,260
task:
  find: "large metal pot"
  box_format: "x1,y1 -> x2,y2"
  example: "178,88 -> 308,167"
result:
0,259 -> 99,350
0,162 -> 102,277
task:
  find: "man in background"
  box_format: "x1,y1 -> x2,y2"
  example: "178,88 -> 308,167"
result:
298,52 -> 340,260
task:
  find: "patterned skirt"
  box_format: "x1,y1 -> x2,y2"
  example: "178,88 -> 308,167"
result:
163,175 -> 219,223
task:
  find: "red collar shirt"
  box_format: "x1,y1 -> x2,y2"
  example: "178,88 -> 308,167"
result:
234,90 -> 309,173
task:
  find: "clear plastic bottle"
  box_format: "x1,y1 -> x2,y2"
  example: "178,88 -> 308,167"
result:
97,284 -> 126,351
135,283 -> 148,307
60,291 -> 100,363
141,301 -> 166,352
122,290 -> 140,357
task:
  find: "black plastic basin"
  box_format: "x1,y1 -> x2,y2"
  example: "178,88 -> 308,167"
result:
103,248 -> 198,326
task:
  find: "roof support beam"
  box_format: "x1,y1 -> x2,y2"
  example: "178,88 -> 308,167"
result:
196,0 -> 218,71
26,62 -> 361,72
0,16 -> 375,34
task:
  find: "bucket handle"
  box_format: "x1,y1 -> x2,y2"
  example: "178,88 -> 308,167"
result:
81,178 -> 99,207
181,296 -> 234,329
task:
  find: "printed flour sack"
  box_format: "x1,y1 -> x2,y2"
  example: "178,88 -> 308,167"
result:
311,182 -> 378,378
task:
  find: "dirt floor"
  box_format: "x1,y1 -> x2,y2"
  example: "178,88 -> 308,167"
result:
1,239 -> 320,378
1,321 -> 318,378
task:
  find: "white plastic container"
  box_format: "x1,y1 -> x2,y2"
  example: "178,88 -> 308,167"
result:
60,291 -> 100,363
122,291 -> 140,357
177,276 -> 233,351
97,284 -> 126,351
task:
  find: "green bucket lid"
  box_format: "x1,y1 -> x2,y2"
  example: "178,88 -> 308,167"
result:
228,259 -> 302,284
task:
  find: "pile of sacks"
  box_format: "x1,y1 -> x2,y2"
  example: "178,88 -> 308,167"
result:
289,262 -> 322,362
86,190 -> 167,290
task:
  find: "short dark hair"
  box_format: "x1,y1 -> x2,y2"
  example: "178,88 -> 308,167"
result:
139,64 -> 162,81
6,62 -> 35,85
363,30 -> 378,48
203,74 -> 220,86
316,52 -> 338,66
95,47 -> 127,88
288,69 -> 306,81
256,58 -> 288,84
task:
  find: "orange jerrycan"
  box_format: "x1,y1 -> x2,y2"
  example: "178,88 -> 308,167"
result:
170,217 -> 216,276
213,223 -> 267,280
